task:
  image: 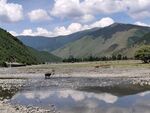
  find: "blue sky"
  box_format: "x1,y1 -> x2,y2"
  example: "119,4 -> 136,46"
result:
0,0 -> 150,37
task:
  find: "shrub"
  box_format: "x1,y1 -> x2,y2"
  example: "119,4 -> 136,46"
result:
0,61 -> 7,67
135,46 -> 150,63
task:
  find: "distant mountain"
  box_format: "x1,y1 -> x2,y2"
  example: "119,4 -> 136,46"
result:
0,28 -> 61,66
52,23 -> 150,58
18,28 -> 99,52
18,23 -> 150,58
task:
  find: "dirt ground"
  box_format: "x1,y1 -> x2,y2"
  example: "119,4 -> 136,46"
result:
0,60 -> 150,113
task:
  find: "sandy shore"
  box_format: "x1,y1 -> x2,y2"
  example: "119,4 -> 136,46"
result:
0,79 -> 58,113
0,101 -> 57,113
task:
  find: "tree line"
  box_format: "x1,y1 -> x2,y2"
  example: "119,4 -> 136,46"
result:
63,45 -> 150,63
63,54 -> 128,63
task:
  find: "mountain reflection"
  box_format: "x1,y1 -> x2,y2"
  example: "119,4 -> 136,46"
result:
11,88 -> 150,113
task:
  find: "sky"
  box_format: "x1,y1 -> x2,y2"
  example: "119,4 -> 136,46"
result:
0,0 -> 150,37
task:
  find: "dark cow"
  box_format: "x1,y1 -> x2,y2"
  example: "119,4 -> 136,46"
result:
45,69 -> 55,79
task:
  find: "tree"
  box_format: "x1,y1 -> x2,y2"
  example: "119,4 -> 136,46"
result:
134,46 -> 150,63
117,54 -> 122,60
112,55 -> 117,60
0,61 -> 7,67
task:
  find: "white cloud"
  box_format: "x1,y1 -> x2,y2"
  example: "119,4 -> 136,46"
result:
19,23 -> 83,37
129,11 -> 150,19
17,17 -> 114,37
124,0 -> 150,19
51,0 -> 83,19
28,9 -> 51,22
21,29 -> 33,36
134,21 -> 150,27
53,23 -> 88,36
53,17 -> 114,36
80,14 -> 95,23
81,0 -> 125,14
68,23 -> 82,32
20,27 -> 52,37
51,0 -> 97,23
0,0 -> 23,22
51,0 -> 150,20
90,17 -> 114,28
36,27 -> 52,36
51,0 -> 122,20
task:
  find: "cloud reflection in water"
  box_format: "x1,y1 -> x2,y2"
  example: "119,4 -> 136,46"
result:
11,89 -> 150,113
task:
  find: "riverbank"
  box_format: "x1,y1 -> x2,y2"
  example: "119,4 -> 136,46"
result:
0,101 -> 57,113
0,60 -> 150,79
0,60 -> 150,113
0,77 -> 150,113
0,79 -> 58,113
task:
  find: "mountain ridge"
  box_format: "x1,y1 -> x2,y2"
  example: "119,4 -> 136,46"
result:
18,27 -> 99,52
18,23 -> 150,58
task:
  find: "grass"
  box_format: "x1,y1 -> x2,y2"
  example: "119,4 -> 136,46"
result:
51,60 -> 150,68
21,60 -> 150,70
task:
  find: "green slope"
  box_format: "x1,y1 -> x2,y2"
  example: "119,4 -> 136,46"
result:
17,23 -> 150,59
130,32 -> 150,45
28,47 -> 62,63
52,23 -> 150,58
0,28 -> 61,66
18,28 -> 97,52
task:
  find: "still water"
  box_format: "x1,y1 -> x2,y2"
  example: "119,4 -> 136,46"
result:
10,79 -> 150,113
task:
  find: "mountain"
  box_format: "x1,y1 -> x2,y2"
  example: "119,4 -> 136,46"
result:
52,23 -> 150,58
18,28 -> 99,52
0,28 -> 61,66
131,32 -> 150,45
18,23 -> 150,58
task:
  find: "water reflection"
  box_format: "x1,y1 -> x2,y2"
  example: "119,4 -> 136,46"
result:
78,84 -> 150,97
11,88 -> 150,113
21,89 -> 118,103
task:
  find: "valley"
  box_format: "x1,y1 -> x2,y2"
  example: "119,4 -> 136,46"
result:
18,23 -> 150,58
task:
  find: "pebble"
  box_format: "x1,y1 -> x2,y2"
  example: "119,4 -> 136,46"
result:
0,69 -> 150,113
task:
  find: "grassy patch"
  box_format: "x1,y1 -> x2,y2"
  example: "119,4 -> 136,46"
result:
22,60 -> 150,70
